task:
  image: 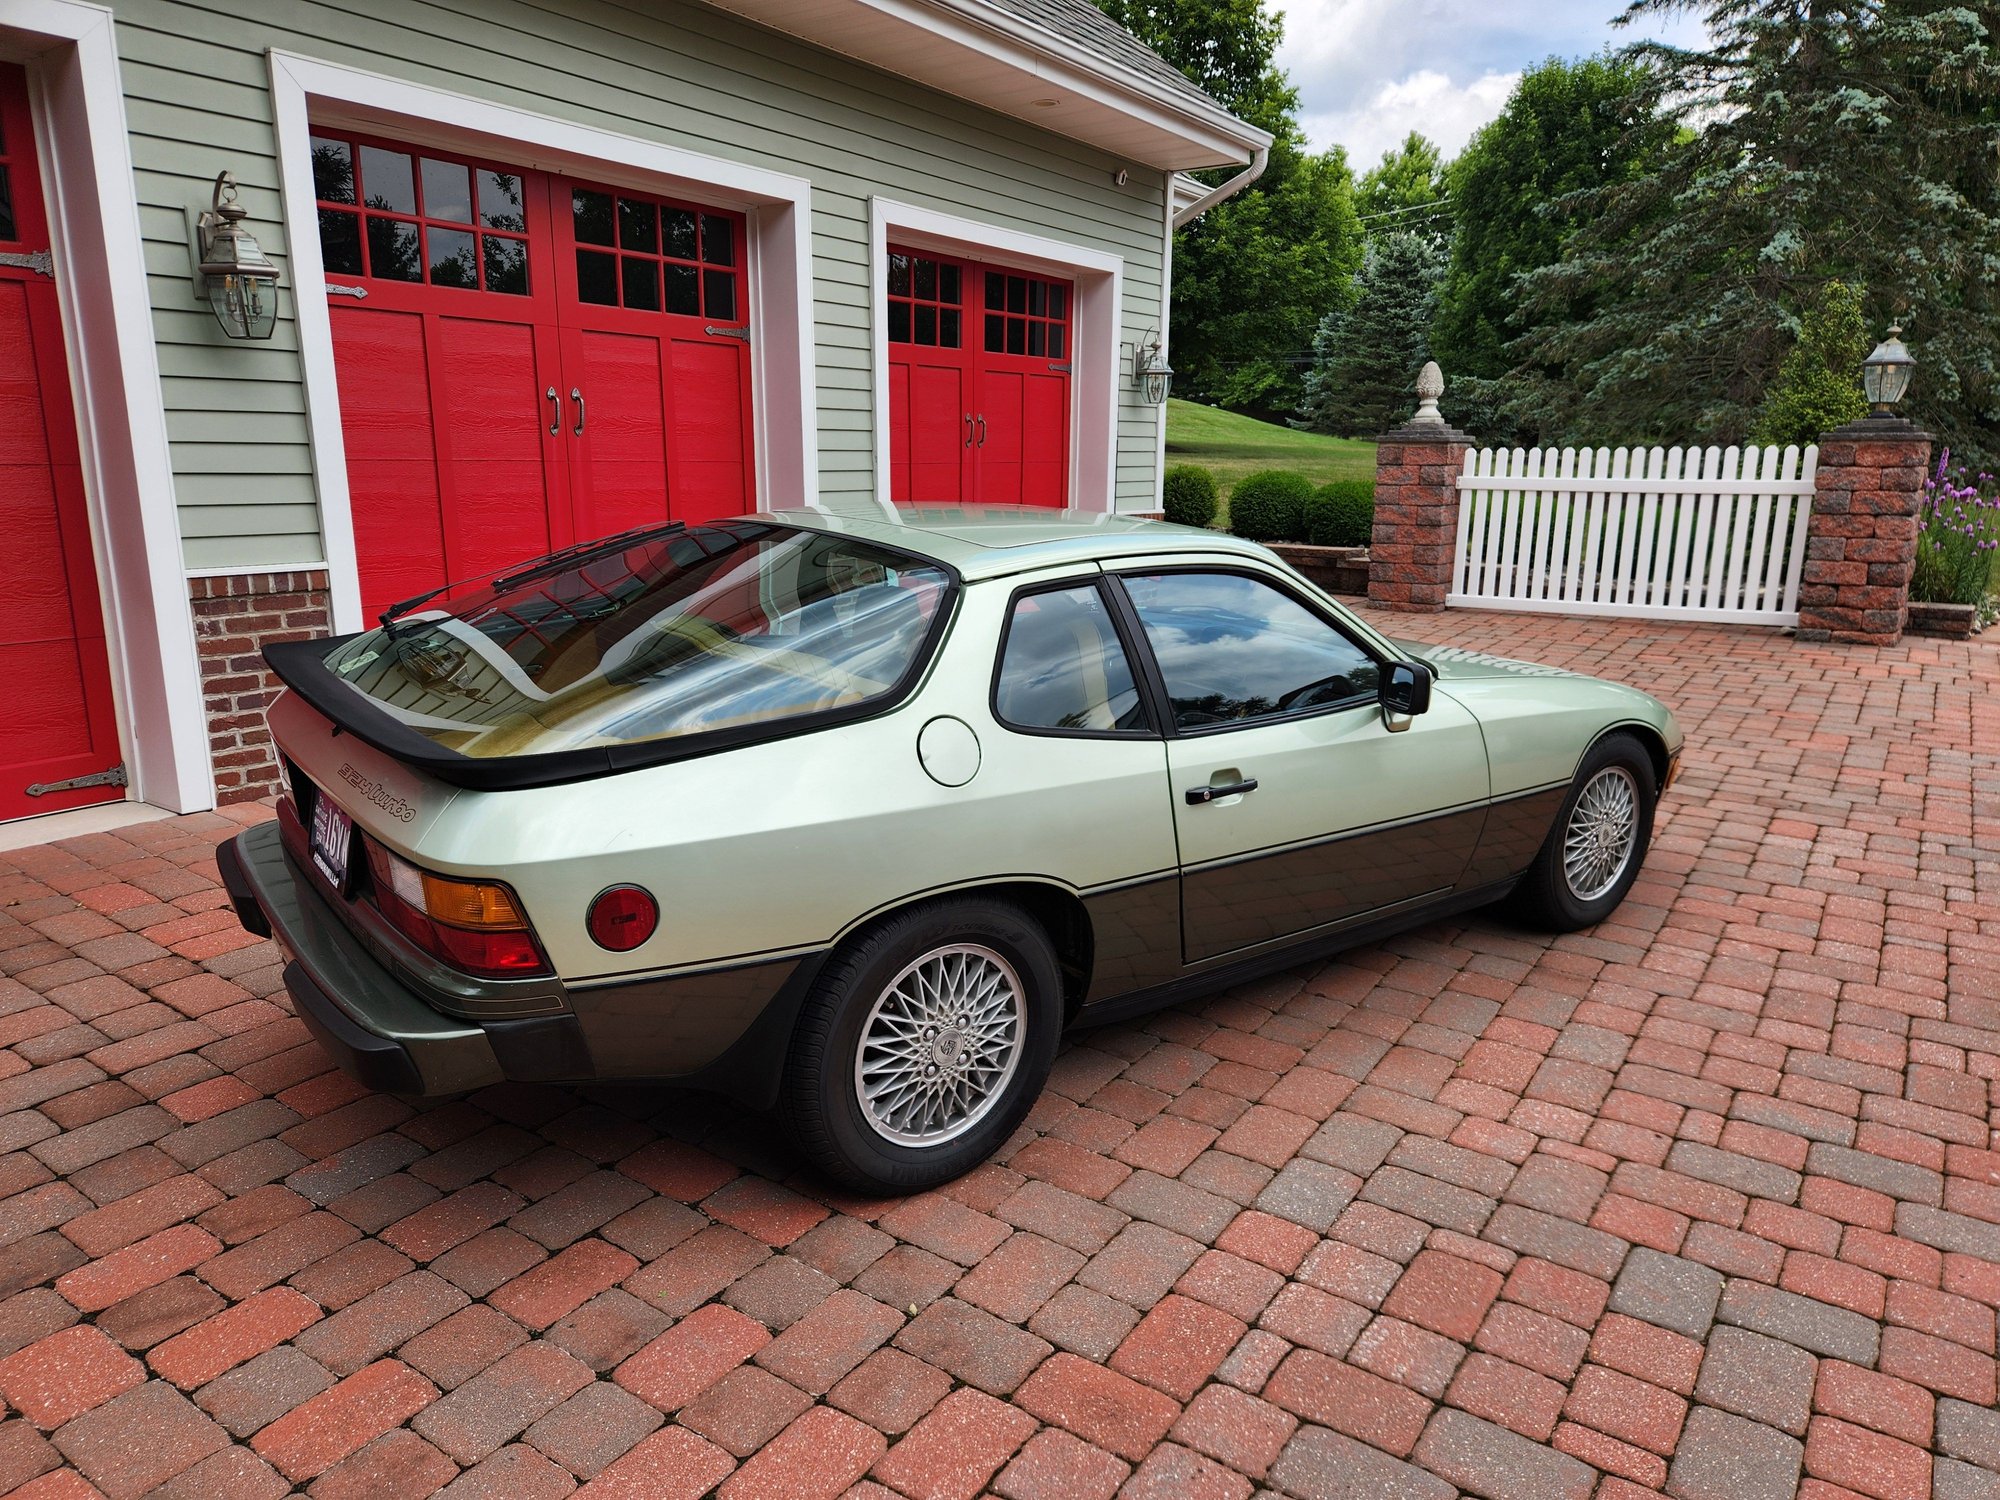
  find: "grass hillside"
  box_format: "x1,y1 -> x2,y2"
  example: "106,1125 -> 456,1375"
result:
1165,400 -> 1375,519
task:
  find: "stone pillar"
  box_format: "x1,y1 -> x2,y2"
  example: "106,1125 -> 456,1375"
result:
1368,362 -> 1475,611
1797,417 -> 1931,645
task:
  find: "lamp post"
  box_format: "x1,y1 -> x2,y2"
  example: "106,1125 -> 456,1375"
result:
1862,324 -> 1915,417
195,172 -> 282,341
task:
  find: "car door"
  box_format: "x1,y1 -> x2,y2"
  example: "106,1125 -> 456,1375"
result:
1111,564 -> 1492,964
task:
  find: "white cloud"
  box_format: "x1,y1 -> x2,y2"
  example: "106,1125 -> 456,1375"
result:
1299,67 -> 1521,169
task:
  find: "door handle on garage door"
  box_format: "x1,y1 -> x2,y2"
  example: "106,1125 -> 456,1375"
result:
965,414 -> 974,449
571,387 -> 586,436
975,415 -> 986,448
546,387 -> 559,436
1186,777 -> 1257,805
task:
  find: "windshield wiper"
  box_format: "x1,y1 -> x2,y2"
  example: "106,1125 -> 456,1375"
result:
376,521 -> 689,633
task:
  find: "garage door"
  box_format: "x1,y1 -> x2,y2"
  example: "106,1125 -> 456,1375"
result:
311,131 -> 756,618
0,66 -> 123,821
887,247 -> 1070,507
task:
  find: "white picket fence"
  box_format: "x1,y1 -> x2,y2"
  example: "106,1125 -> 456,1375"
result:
1449,443 -> 1819,624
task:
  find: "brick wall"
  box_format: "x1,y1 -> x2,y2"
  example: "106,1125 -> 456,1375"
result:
1369,422 -> 1474,611
188,571 -> 333,803
1797,419 -> 1931,646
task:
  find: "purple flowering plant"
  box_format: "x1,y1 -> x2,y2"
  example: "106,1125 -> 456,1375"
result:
1911,450 -> 2000,610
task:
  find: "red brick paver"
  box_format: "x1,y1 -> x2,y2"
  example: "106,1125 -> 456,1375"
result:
0,610 -> 1997,1498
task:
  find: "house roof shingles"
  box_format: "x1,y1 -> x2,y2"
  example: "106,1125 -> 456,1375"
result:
969,0 -> 1228,116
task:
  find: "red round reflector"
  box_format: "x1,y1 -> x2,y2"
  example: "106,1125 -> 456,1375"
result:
587,885 -> 658,952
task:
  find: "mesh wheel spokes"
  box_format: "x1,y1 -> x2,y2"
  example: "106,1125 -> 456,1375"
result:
1562,765 -> 1640,902
854,943 -> 1025,1146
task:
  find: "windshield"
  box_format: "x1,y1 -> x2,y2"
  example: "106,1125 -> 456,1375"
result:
319,521 -> 953,758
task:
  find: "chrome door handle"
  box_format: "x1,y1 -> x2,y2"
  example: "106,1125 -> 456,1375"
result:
965,414 -> 974,448
1186,777 -> 1257,805
975,415 -> 986,448
571,387 -> 585,436
546,386 -> 559,436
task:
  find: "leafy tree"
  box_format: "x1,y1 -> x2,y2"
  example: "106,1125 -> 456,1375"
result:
1432,55 -> 1677,383
1356,133 -> 1448,237
1096,0 -> 1364,416
1295,230 -> 1446,437
1170,143 -> 1364,413
1750,279 -> 1869,444
1510,0 -> 2000,459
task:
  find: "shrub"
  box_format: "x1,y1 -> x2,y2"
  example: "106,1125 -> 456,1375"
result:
1226,470 -> 1316,542
1161,465 -> 1218,529
1303,479 -> 1375,547
1911,449 -> 2000,606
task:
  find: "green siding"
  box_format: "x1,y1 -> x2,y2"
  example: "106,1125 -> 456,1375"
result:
111,0 -> 1172,571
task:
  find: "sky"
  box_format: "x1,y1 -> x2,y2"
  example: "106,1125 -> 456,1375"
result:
1271,0 -> 1710,169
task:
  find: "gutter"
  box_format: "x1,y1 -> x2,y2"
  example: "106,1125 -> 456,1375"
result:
1171,146 -> 1269,228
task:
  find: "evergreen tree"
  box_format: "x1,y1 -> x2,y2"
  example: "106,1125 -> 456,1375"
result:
1432,55 -> 1677,382
1356,133 -> 1448,237
1096,0 -> 1364,416
1295,231 -> 1446,437
1511,0 -> 2000,457
1750,279 -> 1870,444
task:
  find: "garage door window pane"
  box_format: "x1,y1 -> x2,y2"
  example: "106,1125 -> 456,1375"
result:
704,270 -> 736,321
573,189 -> 614,246
482,236 -> 528,295
318,210 -> 362,275
428,227 -> 478,288
623,256 -> 660,311
619,198 -> 657,253
996,585 -> 1146,734
0,168 -> 11,243
311,136 -> 355,204
478,171 -> 526,231
421,158 -> 472,223
366,217 -> 421,281
663,208 -> 697,260
576,249 -> 617,305
360,146 -> 415,214
701,213 -> 734,267
1122,572 -> 1380,729
664,263 -> 699,316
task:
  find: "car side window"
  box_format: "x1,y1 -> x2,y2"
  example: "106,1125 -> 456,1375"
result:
994,584 -> 1149,734
1121,571 -> 1381,730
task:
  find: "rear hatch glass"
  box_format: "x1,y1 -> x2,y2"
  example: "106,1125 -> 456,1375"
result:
315,520 -> 953,763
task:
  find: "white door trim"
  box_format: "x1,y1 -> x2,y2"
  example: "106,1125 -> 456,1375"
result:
266,50 -> 820,634
869,197 -> 1122,514
1,0 -> 215,814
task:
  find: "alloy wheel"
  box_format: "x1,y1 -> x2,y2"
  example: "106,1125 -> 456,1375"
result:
853,943 -> 1025,1146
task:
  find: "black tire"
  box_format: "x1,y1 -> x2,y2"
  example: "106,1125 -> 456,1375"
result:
1508,731 -> 1659,932
782,897 -> 1063,1193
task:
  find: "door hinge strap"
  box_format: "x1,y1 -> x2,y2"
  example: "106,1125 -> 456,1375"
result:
326,283 -> 369,299
704,324 -> 750,340
26,764 -> 127,798
0,250 -> 54,277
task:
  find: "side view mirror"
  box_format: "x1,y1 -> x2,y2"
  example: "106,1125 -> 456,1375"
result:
1380,661 -> 1432,727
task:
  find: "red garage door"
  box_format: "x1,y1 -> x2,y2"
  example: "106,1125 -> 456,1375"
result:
311,131 -> 756,619
0,66 -> 123,821
888,247 -> 1070,507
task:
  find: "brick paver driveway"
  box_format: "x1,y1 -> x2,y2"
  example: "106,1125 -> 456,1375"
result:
2,605 -> 1997,1500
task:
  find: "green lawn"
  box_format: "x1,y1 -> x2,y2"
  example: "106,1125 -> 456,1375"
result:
1164,399 -> 1375,525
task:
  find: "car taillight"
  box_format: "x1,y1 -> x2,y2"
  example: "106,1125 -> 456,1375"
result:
364,841 -> 549,979
587,885 -> 658,952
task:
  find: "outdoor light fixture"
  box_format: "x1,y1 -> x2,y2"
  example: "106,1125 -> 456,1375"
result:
1862,323 -> 1915,416
1134,333 -> 1173,404
195,171 -> 281,340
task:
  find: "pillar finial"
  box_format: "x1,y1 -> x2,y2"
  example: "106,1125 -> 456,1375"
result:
1412,361 -> 1445,426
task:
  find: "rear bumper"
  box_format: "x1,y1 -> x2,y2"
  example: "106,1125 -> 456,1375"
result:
218,820 -> 827,1108
220,822 -> 540,1097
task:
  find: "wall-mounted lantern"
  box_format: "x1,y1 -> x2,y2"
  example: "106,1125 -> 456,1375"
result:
1862,324 -> 1915,416
194,172 -> 281,340
1133,332 -> 1173,405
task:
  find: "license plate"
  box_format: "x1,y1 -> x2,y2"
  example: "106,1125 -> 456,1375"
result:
310,792 -> 354,892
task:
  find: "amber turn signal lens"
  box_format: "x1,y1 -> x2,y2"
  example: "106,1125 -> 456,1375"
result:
587,885 -> 659,952
420,873 -> 527,930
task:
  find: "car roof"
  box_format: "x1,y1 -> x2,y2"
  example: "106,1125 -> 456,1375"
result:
755,505 -> 1279,581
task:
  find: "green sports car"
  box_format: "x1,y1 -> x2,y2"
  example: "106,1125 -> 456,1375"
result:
219,507 -> 1682,1191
